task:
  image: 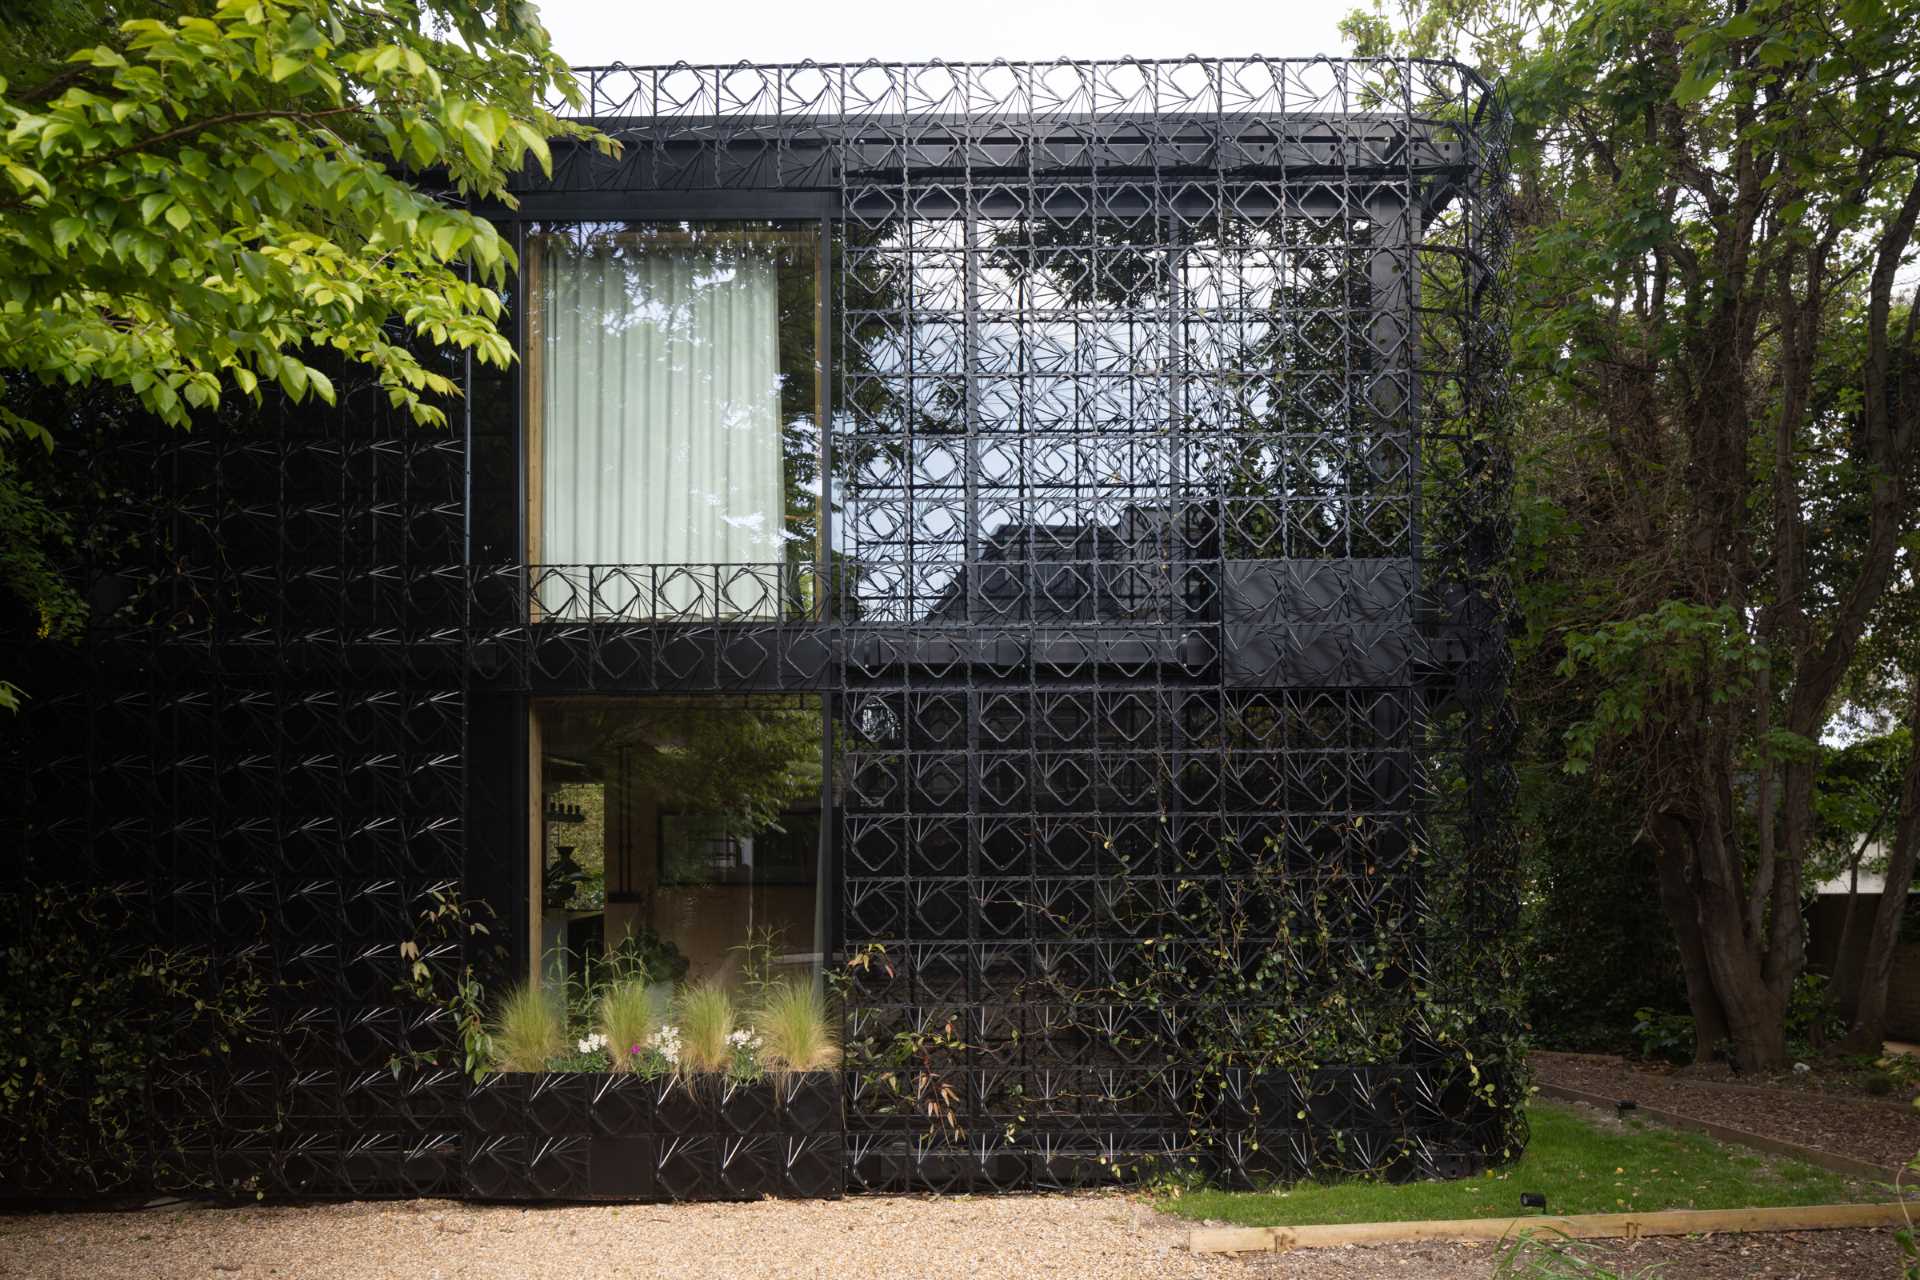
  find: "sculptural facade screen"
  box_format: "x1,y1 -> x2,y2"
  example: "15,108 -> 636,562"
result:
3,59 -> 1518,1202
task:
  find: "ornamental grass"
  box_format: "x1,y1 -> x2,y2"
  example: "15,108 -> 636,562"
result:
597,978 -> 658,1073
489,983 -> 566,1072
674,980 -> 737,1074
752,980 -> 839,1074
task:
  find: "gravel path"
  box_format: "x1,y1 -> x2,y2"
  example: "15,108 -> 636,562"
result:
1535,1050 -> 1920,1170
2,1189 -> 1910,1279
0,1194 -> 1243,1280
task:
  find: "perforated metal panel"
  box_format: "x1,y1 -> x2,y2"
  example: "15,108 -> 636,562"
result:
3,58 -> 1517,1199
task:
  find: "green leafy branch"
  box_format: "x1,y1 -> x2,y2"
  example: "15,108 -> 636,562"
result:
392,886 -> 501,1081
1556,601 -> 1770,773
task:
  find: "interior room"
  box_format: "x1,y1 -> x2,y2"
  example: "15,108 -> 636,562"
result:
531,695 -> 827,994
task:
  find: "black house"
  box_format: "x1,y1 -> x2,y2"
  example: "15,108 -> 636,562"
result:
4,58 -> 1521,1202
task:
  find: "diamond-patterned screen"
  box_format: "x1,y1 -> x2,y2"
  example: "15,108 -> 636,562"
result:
2,58 -> 1517,1199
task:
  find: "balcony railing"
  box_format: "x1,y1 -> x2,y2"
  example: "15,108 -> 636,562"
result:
527,563 -> 821,623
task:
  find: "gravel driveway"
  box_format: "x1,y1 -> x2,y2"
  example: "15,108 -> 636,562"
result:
0,1194 -> 1242,1280
2,1193 -> 1909,1279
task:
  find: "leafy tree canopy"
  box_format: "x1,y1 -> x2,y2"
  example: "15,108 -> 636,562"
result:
589,704 -> 823,841
0,0 -> 611,705
1349,0 -> 1920,1065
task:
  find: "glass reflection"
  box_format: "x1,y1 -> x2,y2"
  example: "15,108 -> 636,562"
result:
534,696 -> 825,994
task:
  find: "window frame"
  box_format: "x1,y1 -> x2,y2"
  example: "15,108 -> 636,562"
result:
514,204 -> 836,623
524,691 -> 833,992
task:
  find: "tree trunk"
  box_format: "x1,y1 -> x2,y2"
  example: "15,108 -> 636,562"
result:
1651,829 -> 1731,1061
1838,684 -> 1920,1055
1698,896 -> 1791,1071
1832,806 -> 1898,1025
1717,971 -> 1791,1070
1830,848 -> 1870,1020
1649,809 -> 1792,1070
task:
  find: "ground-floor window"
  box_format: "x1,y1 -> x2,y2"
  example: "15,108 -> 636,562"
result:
529,694 -> 826,995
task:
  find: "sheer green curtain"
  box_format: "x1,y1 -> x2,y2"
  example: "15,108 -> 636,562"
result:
538,233 -> 784,617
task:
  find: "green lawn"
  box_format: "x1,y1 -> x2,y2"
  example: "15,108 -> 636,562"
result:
1157,1102 -> 1881,1227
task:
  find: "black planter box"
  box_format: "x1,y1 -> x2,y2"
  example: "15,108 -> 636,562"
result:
462,1071 -> 843,1202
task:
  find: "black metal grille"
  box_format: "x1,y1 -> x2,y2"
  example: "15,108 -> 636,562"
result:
2,57 -> 1517,1199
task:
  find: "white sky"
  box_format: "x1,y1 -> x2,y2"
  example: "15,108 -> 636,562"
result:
533,0 -> 1355,68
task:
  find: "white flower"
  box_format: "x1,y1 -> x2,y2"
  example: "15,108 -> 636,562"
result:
651,1025 -> 683,1065
648,1024 -> 683,1065
576,1032 -> 608,1054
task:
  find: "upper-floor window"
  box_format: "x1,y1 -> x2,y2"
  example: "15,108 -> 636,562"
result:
526,221 -> 823,619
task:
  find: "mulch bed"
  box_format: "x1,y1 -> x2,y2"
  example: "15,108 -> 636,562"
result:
1246,1230 -> 1907,1279
1536,1050 -> 1920,1171
1582,1227 -> 1908,1279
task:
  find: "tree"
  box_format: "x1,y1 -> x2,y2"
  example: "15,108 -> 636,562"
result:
563,702 -> 825,842
1348,0 -> 1920,1068
0,0 -> 611,707
1821,582 -> 1920,1051
1813,728 -> 1906,1010
1841,684 -> 1920,1051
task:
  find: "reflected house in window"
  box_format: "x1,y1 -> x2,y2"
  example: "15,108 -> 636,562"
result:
922,509 -> 1203,625
6,59 -> 1518,1203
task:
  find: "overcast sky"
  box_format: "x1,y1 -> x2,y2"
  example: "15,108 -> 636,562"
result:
533,0 -> 1356,68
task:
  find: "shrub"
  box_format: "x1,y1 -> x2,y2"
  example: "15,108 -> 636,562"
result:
1630,1007 -> 1695,1064
490,984 -> 566,1072
597,979 -> 657,1072
1785,972 -> 1845,1055
1874,1054 -> 1920,1096
754,980 -> 839,1073
608,925 -> 689,986
1628,975 -> 1842,1068
675,980 -> 737,1073
0,884 -> 269,1193
1519,771 -> 1685,1055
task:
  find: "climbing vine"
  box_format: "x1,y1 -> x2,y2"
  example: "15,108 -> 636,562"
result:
1011,823 -> 1528,1182
831,815 -> 1528,1188
392,887 -> 505,1081
0,883 -> 270,1194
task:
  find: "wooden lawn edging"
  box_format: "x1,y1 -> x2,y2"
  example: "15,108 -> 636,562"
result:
1187,1201 -> 1918,1253
1536,1080 -> 1898,1181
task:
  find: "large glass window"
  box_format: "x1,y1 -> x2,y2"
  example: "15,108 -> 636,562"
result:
531,696 -> 825,993
526,222 -> 824,618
